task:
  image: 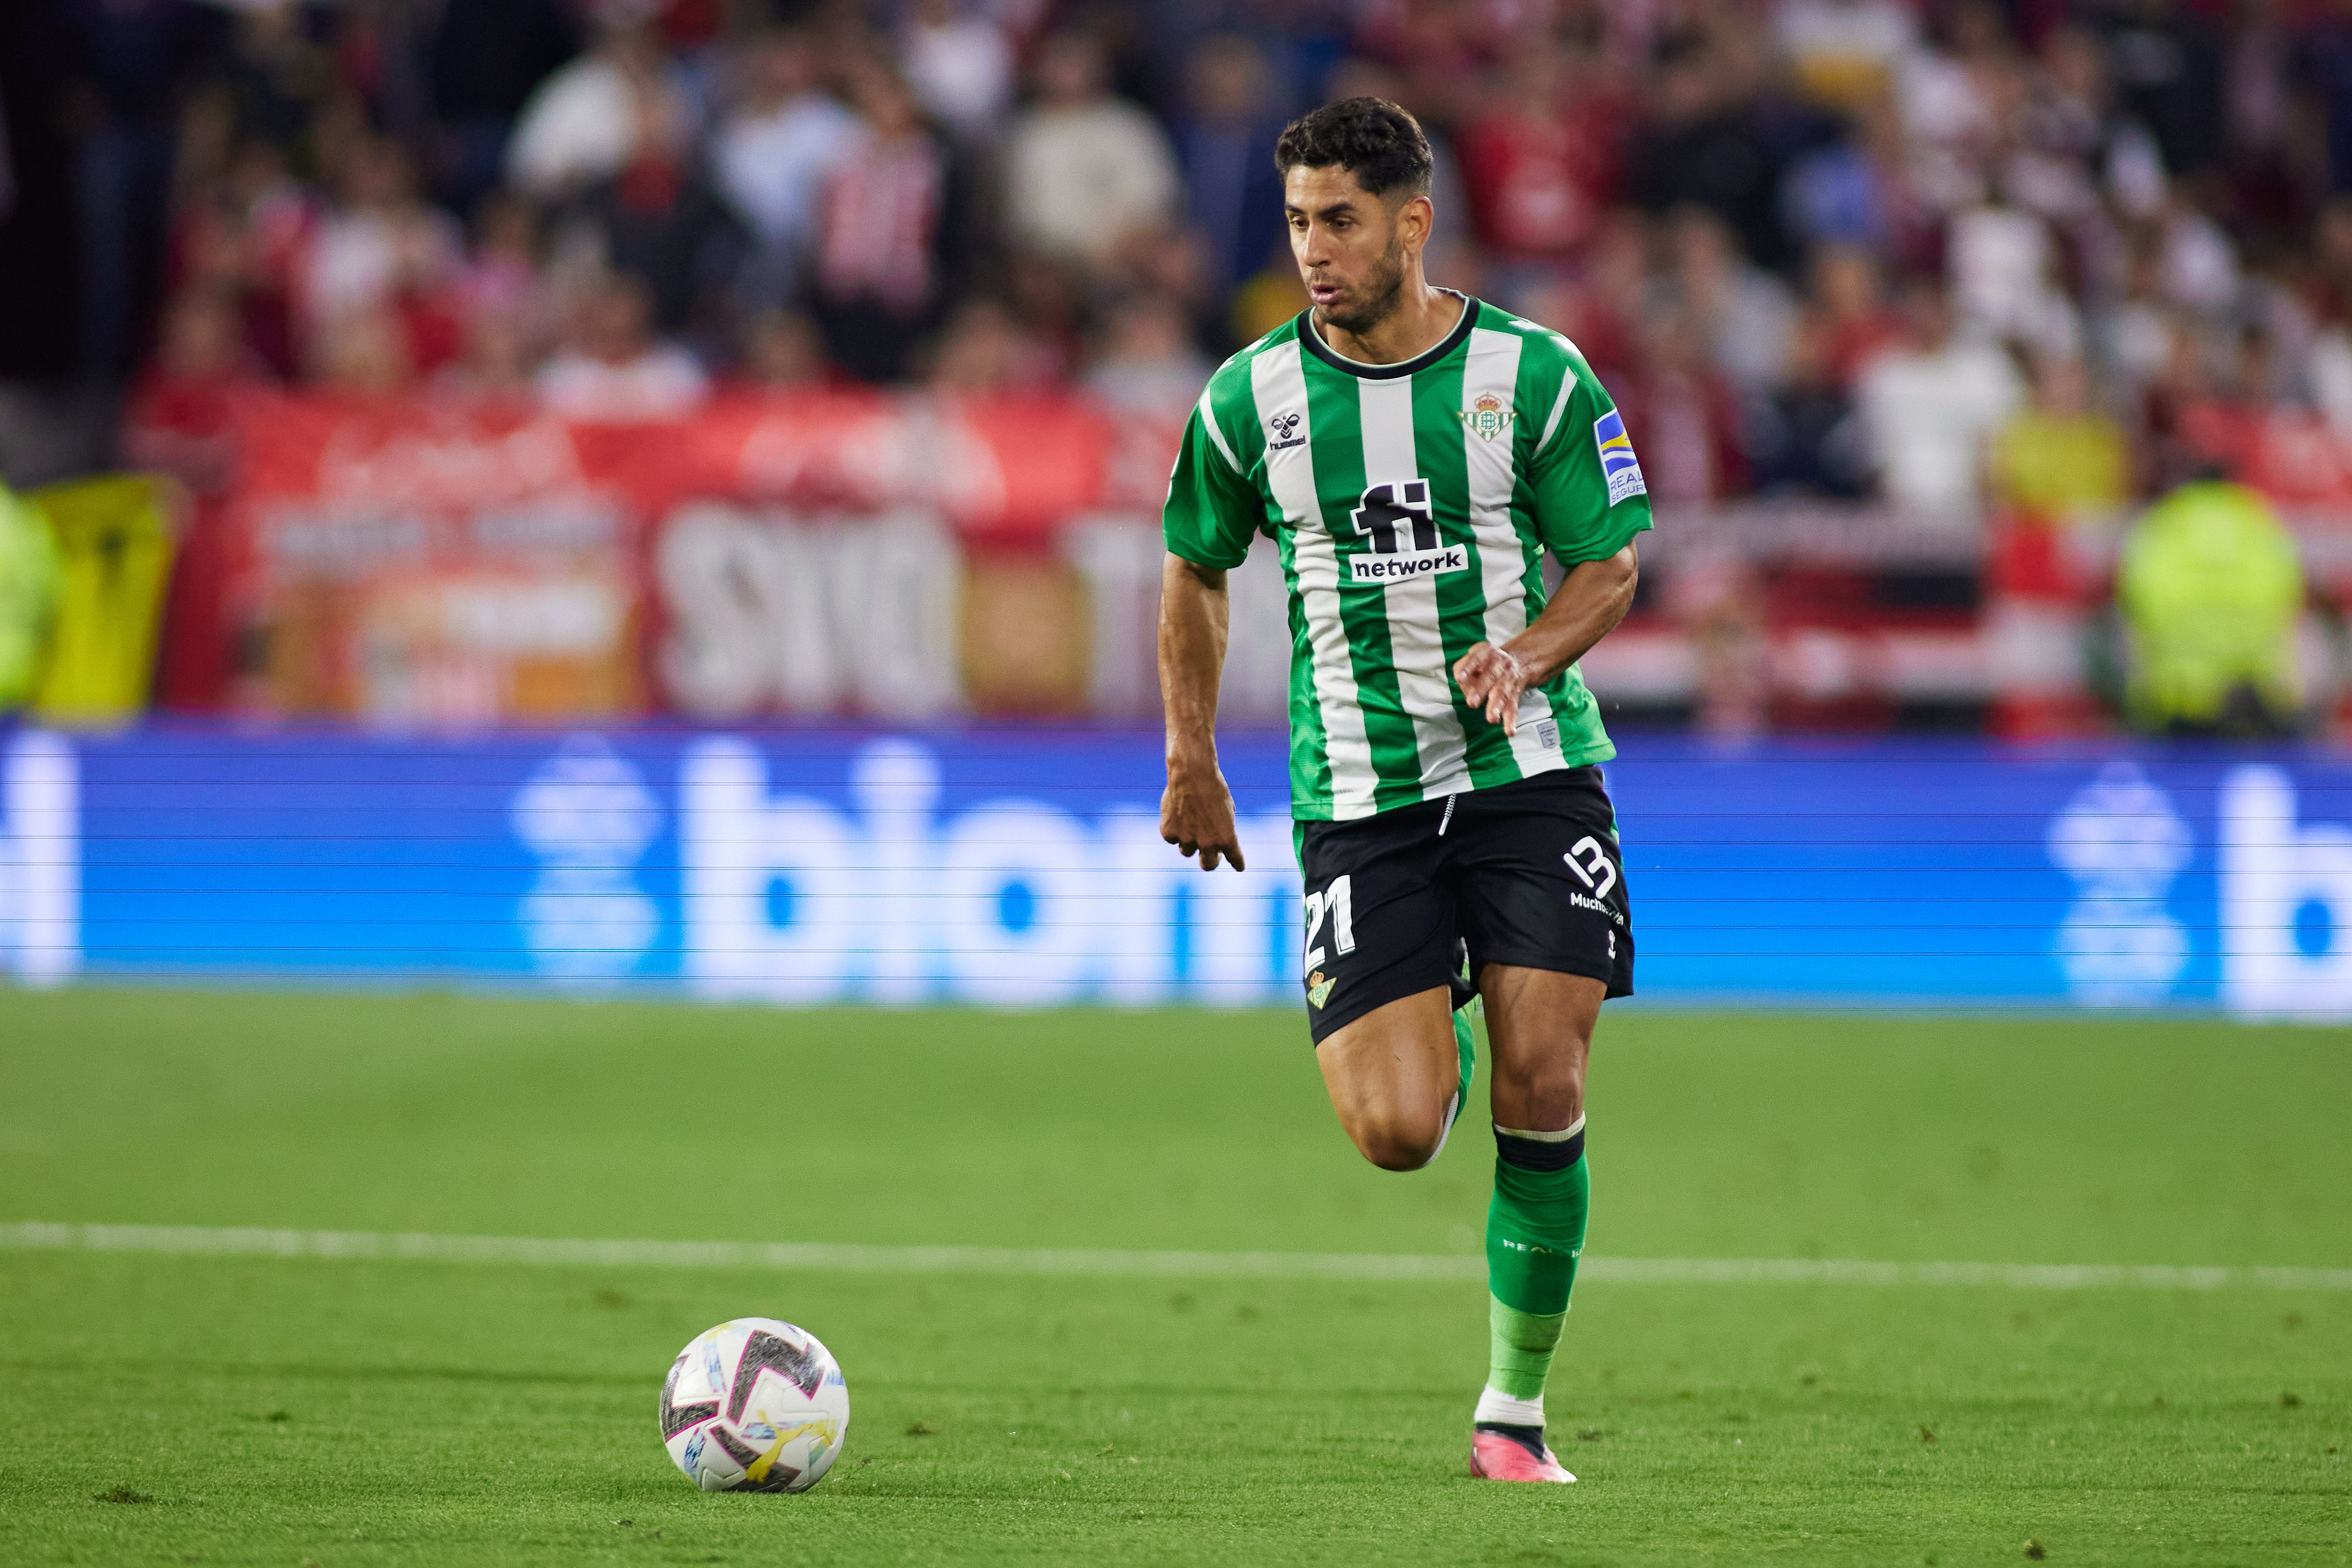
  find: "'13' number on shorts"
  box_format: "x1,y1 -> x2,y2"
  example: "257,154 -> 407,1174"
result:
1563,837 -> 1618,899
1303,874 -> 1356,971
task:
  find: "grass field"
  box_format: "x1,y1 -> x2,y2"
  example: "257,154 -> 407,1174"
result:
1,989 -> 2347,1566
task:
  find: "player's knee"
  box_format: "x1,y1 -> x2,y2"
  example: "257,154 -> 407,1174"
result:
1352,1106 -> 1446,1172
1496,1055 -> 1585,1127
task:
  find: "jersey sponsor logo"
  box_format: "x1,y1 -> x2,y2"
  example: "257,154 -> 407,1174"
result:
1349,546 -> 1467,583
1458,391 -> 1515,442
1266,410 -> 1307,449
1593,408 -> 1647,507
1345,478 -> 1469,584
1569,889 -> 1626,926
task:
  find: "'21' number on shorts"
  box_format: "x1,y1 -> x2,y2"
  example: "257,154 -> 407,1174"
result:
1303,875 -> 1356,971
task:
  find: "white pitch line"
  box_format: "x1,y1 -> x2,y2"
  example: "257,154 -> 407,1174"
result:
2,1223 -> 2347,1293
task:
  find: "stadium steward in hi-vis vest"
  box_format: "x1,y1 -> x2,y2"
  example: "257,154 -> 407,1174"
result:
1162,299 -> 1651,819
1156,96 -> 1647,1489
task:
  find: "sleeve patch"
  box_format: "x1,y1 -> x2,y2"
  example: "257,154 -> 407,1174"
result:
1593,408 -> 1647,507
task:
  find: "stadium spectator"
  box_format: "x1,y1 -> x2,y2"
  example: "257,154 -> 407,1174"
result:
434,310 -> 539,406
449,192 -> 550,346
1659,207 -> 1797,397
1991,353 -> 2130,525
809,62 -> 956,384
2117,479 -> 2303,735
1807,244 -> 1902,388
1856,280 -> 2024,519
505,14 -> 692,204
57,0 -> 228,381
1083,297 -> 1213,423
737,309 -> 828,391
300,135 -> 464,374
1174,36 -> 1288,297
311,302 -> 416,396
1626,25 -> 1792,271
428,0 -> 581,213
1614,307 -> 1749,506
579,167 -> 742,350
926,298 -> 1053,395
1003,32 -> 1178,271
168,139 -> 314,380
535,272 -> 706,420
1775,0 -> 1917,112
215,0 -> 340,171
711,29 -> 858,312
125,288 -> 268,492
1745,310 -> 1870,499
1456,41 -> 1622,289
898,0 -> 1014,145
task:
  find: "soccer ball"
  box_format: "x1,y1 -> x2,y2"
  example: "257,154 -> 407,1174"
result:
659,1317 -> 850,1493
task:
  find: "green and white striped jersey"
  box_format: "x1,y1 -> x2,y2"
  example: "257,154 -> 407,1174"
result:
1163,294 -> 1653,821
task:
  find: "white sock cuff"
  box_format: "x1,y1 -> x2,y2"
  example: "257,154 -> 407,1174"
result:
1474,1385 -> 1545,1427
1493,1113 -> 1584,1142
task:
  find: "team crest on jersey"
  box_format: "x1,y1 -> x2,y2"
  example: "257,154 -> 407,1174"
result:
1266,410 -> 1306,450
1593,409 -> 1647,506
1306,970 -> 1335,1009
1458,392 -> 1515,442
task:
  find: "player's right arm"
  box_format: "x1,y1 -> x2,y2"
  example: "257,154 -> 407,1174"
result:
1159,553 -> 1244,871
1158,383 -> 1262,873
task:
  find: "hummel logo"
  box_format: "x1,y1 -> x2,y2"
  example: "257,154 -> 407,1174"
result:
1267,410 -> 1306,449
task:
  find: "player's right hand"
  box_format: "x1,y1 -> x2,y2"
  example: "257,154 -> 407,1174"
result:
1160,766 -> 1247,872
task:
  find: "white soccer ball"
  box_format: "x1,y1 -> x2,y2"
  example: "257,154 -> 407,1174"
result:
659,1317 -> 850,1493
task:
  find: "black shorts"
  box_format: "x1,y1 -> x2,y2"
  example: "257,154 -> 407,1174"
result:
1295,767 -> 1634,1043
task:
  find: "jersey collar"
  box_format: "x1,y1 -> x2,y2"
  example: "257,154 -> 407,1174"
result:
1300,290 -> 1477,380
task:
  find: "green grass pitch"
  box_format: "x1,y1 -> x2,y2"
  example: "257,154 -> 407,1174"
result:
1,990 -> 2347,1566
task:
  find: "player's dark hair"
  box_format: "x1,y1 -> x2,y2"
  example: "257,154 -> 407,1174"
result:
1273,97 -> 1433,200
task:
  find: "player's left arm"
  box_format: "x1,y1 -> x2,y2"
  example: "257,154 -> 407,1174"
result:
1456,355 -> 1651,733
1453,544 -> 1639,735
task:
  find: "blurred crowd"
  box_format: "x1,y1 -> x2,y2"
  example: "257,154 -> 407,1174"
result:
16,0 -> 2352,524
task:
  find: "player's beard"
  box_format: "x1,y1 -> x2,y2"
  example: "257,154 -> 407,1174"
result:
1314,230 -> 1407,337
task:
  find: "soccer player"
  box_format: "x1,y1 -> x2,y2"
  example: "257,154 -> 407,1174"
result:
1156,98 -> 1646,1484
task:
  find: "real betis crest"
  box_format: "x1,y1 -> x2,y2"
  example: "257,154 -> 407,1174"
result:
1306,970 -> 1335,1009
1458,392 -> 1515,442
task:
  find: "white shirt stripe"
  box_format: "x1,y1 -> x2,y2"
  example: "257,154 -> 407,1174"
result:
1356,376 -> 1470,798
1253,343 -> 1378,819
1195,384 -> 1243,473
1535,358 -> 1579,453
1461,327 -> 1561,776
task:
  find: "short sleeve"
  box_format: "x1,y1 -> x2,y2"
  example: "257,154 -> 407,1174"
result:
1527,371 -> 1654,565
1161,394 -> 1261,569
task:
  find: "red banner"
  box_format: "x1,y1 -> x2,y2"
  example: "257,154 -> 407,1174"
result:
137,387 -> 1182,723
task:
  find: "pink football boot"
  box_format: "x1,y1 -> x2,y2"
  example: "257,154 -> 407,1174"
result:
1470,1425 -> 1576,1483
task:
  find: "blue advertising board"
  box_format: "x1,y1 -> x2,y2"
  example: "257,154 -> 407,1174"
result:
2,723 -> 2348,1014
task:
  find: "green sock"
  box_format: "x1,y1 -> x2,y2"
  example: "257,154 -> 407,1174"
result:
1449,1005 -> 1477,1132
1477,1123 -> 1589,1423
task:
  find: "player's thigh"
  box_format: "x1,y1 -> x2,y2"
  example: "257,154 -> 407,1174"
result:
1448,769 -> 1635,1004
1296,804 -> 1455,1048
1298,805 -> 1458,1160
1446,769 -> 1634,1130
1479,966 -> 1605,1131
1313,984 -> 1460,1166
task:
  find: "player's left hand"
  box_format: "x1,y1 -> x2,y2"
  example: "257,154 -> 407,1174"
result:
1453,641 -> 1528,734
